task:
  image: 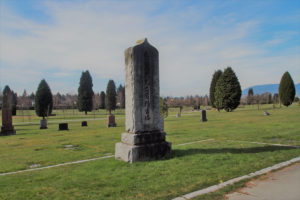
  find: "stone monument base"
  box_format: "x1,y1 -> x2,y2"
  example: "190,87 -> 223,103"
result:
0,127 -> 16,136
115,131 -> 171,163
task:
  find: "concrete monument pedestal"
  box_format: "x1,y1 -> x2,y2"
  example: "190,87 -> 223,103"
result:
115,38 -> 171,163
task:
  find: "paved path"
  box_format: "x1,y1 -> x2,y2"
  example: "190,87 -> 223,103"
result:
226,162 -> 300,200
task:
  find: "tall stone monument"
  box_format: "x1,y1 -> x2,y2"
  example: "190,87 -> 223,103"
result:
1,86 -> 16,136
115,38 -> 171,163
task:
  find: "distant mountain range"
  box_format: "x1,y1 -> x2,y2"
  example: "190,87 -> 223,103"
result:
242,83 -> 300,97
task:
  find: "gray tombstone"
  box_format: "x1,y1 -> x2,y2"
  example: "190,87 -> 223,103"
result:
115,38 -> 171,163
40,119 -> 47,129
1,86 -> 16,136
201,110 -> 207,122
59,123 -> 68,131
81,121 -> 88,127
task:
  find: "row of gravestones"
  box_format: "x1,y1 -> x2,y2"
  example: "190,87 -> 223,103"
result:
177,110 -> 207,122
58,121 -> 87,131
57,118 -> 117,131
0,86 -> 118,135
0,109 -> 118,136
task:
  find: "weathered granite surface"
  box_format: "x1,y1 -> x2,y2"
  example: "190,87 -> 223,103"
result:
115,38 -> 171,163
1,86 -> 16,136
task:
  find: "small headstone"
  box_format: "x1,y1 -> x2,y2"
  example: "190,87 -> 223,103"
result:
107,115 -> 116,127
1,86 -> 16,136
201,110 -> 207,122
64,144 -> 78,150
264,111 -> 270,116
115,38 -> 171,163
59,123 -> 68,130
81,121 -> 88,127
40,119 -> 47,129
176,113 -> 181,118
29,164 -> 41,168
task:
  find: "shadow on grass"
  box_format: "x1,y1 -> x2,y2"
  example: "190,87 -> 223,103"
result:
171,145 -> 298,158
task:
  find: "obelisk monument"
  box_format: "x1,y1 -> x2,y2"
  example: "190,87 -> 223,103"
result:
115,38 -> 171,163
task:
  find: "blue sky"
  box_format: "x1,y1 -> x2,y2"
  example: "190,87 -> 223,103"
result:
0,0 -> 299,96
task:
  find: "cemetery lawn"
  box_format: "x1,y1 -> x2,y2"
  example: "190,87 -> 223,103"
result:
0,104 -> 300,200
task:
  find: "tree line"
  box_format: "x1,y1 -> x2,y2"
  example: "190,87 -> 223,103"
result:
0,70 -> 125,117
1,69 -> 297,117
209,69 -> 296,111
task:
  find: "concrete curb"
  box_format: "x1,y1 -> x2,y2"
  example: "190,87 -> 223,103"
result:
172,156 -> 300,200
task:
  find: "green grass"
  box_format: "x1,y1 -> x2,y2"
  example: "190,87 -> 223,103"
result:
0,104 -> 300,199
1,108 -> 125,123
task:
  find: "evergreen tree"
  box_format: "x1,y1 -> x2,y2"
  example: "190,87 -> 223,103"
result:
29,92 -> 35,101
268,93 -> 272,104
78,70 -> 94,114
247,88 -> 254,105
106,80 -> 116,114
209,70 -> 222,108
160,97 -> 168,118
117,84 -> 125,109
248,88 -> 253,96
12,91 -> 17,115
214,67 -> 241,112
2,85 -> 13,109
99,91 -> 106,109
35,79 -> 53,119
279,71 -> 295,107
273,93 -> 279,104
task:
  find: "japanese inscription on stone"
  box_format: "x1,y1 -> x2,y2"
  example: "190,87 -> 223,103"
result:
144,51 -> 151,121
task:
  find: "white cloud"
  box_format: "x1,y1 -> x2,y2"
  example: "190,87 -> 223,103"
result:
0,0 -> 299,96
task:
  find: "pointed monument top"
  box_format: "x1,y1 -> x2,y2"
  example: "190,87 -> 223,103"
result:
136,38 -> 148,44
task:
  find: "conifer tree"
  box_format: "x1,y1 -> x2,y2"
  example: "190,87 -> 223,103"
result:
78,70 -> 94,114
2,86 -> 12,109
99,91 -> 106,109
117,84 -> 125,109
209,70 -> 222,108
247,88 -> 254,105
214,67 -> 241,112
106,80 -> 116,114
12,91 -> 17,115
279,71 -> 295,107
35,79 -> 53,119
273,93 -> 279,104
160,97 -> 168,118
